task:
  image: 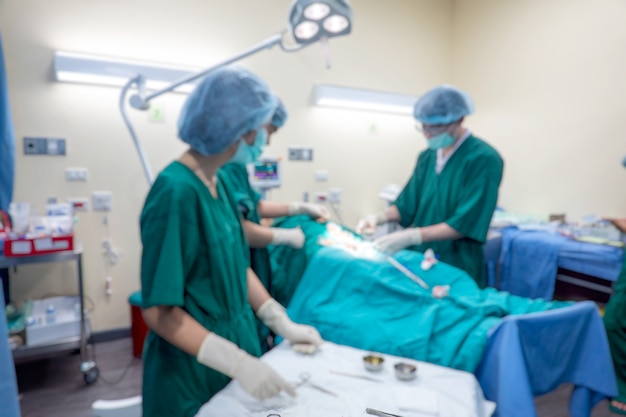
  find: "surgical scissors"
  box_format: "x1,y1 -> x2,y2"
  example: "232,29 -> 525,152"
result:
294,372 -> 339,397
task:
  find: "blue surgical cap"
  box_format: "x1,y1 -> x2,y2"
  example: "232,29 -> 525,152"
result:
271,98 -> 288,128
413,85 -> 475,125
178,66 -> 277,156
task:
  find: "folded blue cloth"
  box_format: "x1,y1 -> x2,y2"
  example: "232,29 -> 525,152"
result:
475,301 -> 617,417
499,229 -> 564,299
558,239 -> 623,282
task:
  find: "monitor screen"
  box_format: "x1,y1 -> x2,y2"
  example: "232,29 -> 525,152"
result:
253,161 -> 279,181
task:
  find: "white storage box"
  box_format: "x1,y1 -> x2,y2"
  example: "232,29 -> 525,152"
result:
26,296 -> 88,346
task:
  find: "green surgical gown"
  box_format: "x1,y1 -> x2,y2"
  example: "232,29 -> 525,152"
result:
604,250 -> 626,404
219,163 -> 273,292
219,162 -> 276,352
140,161 -> 261,417
394,135 -> 503,287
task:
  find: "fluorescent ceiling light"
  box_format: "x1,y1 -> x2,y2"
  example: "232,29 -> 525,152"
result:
54,51 -> 201,93
312,84 -> 418,115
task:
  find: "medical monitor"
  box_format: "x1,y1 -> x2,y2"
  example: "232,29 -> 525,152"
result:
248,156 -> 282,191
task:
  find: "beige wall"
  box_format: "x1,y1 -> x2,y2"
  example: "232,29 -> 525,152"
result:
0,0 -> 453,331
452,0 -> 626,219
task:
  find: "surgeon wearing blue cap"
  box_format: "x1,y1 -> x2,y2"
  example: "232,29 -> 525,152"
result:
219,98 -> 329,351
139,66 -> 323,417
357,85 -> 504,287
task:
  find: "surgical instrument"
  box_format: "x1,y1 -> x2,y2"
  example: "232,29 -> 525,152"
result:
329,370 -> 384,383
295,372 -> 339,397
366,407 -> 405,417
386,256 -> 430,290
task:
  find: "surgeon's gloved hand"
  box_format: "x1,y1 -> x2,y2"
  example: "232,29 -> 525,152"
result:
270,227 -> 305,249
374,228 -> 423,254
197,333 -> 296,400
256,298 -> 323,354
356,212 -> 388,235
288,202 -> 330,221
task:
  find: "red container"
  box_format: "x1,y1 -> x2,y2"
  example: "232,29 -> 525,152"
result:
129,292 -> 148,358
4,235 -> 74,257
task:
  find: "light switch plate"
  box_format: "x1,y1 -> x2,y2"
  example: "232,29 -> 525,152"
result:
65,168 -> 88,181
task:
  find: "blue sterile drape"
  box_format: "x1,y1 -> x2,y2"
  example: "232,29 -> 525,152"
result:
0,32 -> 20,417
0,32 -> 15,212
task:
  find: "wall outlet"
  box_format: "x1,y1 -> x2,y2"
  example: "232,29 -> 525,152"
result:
92,191 -> 112,211
288,146 -> 314,161
65,167 -> 88,181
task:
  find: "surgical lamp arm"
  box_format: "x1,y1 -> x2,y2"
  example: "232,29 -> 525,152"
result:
131,33 -> 289,110
120,32 -> 308,185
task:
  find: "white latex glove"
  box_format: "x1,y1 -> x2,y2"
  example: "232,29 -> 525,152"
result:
374,228 -> 423,254
197,333 -> 296,400
288,202 -> 330,220
270,227 -> 305,249
356,212 -> 388,235
256,298 -> 323,354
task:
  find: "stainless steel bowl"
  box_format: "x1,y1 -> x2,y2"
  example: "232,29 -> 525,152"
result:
394,362 -> 417,381
363,354 -> 385,372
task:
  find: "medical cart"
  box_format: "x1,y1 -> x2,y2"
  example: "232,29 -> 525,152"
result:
0,245 -> 99,384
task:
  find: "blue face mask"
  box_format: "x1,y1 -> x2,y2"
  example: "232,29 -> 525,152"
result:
230,128 -> 268,165
427,132 -> 456,150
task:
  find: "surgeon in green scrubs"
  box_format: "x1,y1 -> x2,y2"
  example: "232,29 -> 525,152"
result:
220,99 -> 329,352
140,66 -> 323,417
220,99 -> 329,301
604,218 -> 626,414
357,85 -> 503,287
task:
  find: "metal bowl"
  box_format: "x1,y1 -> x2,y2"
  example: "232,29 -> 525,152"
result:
363,354 -> 385,372
394,362 -> 417,381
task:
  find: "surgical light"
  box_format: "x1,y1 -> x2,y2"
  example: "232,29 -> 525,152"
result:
294,21 -> 320,40
303,3 -> 331,20
289,0 -> 352,45
323,15 -> 350,33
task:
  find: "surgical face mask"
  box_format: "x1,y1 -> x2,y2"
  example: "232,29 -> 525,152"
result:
230,128 -> 268,165
426,132 -> 456,150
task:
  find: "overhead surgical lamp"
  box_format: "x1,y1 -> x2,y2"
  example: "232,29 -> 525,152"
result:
289,0 -> 351,45
121,0 -> 352,184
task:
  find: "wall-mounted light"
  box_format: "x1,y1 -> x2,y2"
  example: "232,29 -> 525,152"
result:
312,84 -> 418,115
54,51 -> 200,93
